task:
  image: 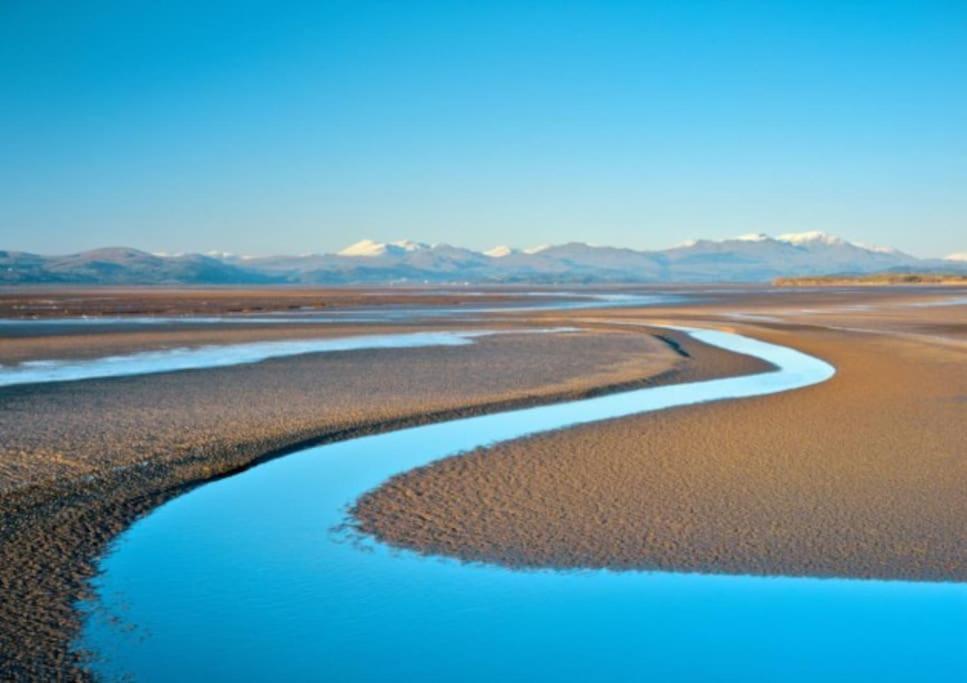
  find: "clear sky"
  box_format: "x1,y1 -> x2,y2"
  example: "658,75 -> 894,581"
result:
2,1 -> 965,258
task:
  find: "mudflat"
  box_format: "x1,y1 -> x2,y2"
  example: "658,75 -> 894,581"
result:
354,297 -> 966,581
0,327 -> 690,493
0,285 -> 555,318
1,285 -> 963,678
0,311 -> 771,678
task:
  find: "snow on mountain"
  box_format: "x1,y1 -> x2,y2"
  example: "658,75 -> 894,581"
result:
944,252 -> 967,262
337,239 -> 389,256
853,243 -> 900,255
776,231 -> 847,246
485,245 -> 516,258
5,232 -> 953,284
337,239 -> 431,257
391,240 -> 430,252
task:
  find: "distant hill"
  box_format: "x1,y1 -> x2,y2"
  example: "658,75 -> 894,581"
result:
2,233 -> 964,285
0,248 -> 275,285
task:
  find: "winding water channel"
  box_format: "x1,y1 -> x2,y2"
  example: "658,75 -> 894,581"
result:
77,328 -> 965,681
0,329 -> 574,387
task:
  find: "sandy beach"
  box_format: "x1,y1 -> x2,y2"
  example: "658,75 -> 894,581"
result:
354,296 -> 966,581
0,285 -> 963,678
0,303 -> 773,679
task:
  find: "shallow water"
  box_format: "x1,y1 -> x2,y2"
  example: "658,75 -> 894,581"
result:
0,291 -> 677,330
0,329 -> 572,387
77,329 -> 965,681
0,289 -> 669,387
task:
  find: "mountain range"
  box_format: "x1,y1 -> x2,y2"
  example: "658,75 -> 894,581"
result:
2,232 -> 964,285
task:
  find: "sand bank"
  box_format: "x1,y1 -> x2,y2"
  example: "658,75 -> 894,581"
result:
2,285 -> 961,677
0,321 -> 770,678
354,312 -> 966,582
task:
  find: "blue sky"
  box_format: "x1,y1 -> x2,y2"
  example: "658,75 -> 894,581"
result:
2,1 -> 965,257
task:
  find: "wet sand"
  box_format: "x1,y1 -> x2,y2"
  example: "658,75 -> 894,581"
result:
0,316 -> 772,678
0,320 -> 545,364
1,285 -> 962,678
0,285 -> 557,319
354,303 -> 966,582
0,328 -> 690,493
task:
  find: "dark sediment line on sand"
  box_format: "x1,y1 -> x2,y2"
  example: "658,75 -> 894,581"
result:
0,328 -> 771,680
654,334 -> 691,357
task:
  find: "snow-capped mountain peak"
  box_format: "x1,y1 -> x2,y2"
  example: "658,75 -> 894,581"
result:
853,242 -> 900,255
485,245 -> 516,258
337,239 -> 388,256
775,231 -> 907,255
776,231 -> 847,247
523,244 -> 551,254
337,239 -> 430,257
390,240 -> 429,252
7,231 -> 957,284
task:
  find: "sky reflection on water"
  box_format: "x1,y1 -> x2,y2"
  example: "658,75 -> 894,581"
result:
78,329 -> 964,682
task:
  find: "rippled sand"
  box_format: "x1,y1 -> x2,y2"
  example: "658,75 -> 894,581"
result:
1,284 -> 962,678
355,298 -> 966,581
1,320 -> 704,678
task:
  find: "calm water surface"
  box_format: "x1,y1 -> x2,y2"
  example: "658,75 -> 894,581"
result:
0,328 -> 573,387
0,291 -> 677,331
78,329 -> 965,681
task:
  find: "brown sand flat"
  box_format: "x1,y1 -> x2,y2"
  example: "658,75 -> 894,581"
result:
1,284 -> 962,678
0,329 -> 684,493
0,285 -> 560,318
354,314 -> 966,582
4,283 -> 958,319
0,321 -> 772,678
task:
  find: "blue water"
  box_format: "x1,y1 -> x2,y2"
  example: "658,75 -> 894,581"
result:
77,329 -> 966,681
0,291 -> 677,329
0,328 -> 572,387
0,289 -> 670,387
